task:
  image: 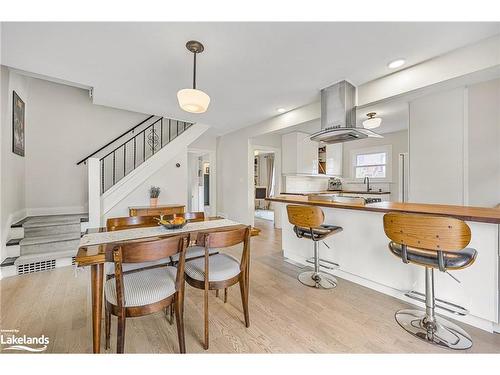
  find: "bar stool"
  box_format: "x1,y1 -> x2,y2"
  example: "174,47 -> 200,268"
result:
383,212 -> 477,350
286,205 -> 343,289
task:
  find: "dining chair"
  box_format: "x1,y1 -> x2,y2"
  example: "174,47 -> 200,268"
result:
104,234 -> 188,353
184,226 -> 251,350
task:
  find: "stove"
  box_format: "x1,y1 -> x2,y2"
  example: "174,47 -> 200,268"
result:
365,197 -> 382,204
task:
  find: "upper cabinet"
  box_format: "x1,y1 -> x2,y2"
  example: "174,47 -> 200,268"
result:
282,132 -> 318,175
325,143 -> 343,176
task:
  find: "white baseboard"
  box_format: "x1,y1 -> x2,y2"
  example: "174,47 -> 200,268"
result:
284,253 -> 495,333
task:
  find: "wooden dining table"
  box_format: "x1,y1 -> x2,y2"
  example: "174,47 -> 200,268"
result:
75,217 -> 260,353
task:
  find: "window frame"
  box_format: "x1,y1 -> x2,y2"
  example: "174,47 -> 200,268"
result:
349,145 -> 392,183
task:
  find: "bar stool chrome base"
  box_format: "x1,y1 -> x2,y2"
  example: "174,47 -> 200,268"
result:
395,309 -> 472,350
298,271 -> 337,289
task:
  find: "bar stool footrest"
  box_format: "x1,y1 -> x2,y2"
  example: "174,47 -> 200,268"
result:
404,290 -> 469,316
306,257 -> 339,270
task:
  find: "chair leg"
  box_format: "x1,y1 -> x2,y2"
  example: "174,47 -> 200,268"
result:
224,287 -> 228,303
239,275 -> 250,328
105,305 -> 111,350
204,288 -> 209,350
169,303 -> 174,325
116,310 -> 126,354
174,294 -> 186,353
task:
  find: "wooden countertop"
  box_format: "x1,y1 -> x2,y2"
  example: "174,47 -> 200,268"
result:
281,190 -> 391,195
266,195 -> 500,224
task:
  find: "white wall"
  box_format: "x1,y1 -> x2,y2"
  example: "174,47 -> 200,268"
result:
104,149 -> 188,219
24,76 -> 146,215
1,67 -> 28,262
342,130 -> 408,201
467,78 -> 500,207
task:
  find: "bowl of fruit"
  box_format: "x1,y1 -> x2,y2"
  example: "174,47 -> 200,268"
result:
156,215 -> 187,230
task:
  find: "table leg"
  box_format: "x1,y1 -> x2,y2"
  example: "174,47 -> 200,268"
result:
91,263 -> 104,353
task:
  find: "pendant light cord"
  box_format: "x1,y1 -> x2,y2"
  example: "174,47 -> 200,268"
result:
193,52 -> 197,90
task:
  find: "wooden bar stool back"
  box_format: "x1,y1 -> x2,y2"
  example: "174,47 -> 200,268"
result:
383,212 -> 477,350
184,226 -> 251,350
104,234 -> 188,353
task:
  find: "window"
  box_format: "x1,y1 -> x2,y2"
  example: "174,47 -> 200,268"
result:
350,145 -> 392,181
355,152 -> 387,178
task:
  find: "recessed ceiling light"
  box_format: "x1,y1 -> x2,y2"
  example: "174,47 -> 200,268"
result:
388,59 -> 405,69
277,108 -> 286,113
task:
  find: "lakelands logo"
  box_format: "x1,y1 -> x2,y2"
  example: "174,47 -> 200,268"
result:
0,329 -> 49,352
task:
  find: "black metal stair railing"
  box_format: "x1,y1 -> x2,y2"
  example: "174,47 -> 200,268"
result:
98,117 -> 193,193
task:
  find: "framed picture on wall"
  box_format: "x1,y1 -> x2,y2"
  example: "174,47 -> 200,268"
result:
12,91 -> 25,157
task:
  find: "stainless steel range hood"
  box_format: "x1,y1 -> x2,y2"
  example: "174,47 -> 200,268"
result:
310,80 -> 382,144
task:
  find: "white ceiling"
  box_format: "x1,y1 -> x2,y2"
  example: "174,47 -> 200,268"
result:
2,22 -> 499,134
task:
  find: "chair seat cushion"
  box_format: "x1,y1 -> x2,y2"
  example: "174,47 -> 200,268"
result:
105,258 -> 171,275
388,242 -> 477,270
294,224 -> 343,240
170,246 -> 218,262
105,267 -> 177,307
185,253 -> 241,282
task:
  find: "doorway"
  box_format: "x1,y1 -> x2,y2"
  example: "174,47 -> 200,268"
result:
253,150 -> 276,222
187,151 -> 211,215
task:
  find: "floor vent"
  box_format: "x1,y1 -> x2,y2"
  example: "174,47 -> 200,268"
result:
17,259 -> 56,275
71,256 -> 76,265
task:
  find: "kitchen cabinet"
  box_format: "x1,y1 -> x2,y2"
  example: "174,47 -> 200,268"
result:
325,143 -> 343,176
282,132 -> 319,175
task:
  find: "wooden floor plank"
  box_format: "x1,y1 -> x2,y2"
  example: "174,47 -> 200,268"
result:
1,218 -> 499,353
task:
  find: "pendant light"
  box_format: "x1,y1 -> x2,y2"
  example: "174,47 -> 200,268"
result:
363,112 -> 382,129
177,40 -> 210,113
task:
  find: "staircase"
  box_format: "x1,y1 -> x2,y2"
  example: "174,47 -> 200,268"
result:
1,214 -> 88,277
77,115 -> 195,193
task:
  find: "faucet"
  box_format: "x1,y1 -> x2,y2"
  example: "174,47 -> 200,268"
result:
363,177 -> 371,192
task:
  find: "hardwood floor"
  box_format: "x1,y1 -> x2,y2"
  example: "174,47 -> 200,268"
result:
1,217 -> 499,353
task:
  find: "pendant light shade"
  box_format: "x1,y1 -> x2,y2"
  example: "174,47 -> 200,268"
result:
363,112 -> 382,129
177,88 -> 210,114
177,40 -> 210,114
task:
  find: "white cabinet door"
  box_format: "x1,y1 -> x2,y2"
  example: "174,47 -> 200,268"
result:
326,143 -> 343,176
409,88 -> 464,205
282,132 -> 318,175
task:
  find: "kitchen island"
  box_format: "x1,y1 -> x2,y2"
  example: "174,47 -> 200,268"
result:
266,195 -> 500,332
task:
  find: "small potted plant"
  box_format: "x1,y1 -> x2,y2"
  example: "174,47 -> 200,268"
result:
149,186 -> 160,207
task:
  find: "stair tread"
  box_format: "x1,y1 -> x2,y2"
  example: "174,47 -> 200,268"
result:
23,214 -> 87,228
14,250 -> 76,265
1,257 -> 18,267
20,233 -> 81,246
11,214 -> 88,228
6,238 -> 22,246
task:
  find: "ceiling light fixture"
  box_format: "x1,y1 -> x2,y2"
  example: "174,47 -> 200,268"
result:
277,108 -> 286,113
363,112 -> 382,129
387,58 -> 406,69
177,40 -> 210,114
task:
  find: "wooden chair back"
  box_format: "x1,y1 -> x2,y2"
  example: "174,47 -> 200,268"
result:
110,235 -> 188,309
383,212 -> 471,251
286,205 -> 324,228
163,211 -> 205,222
106,215 -> 157,231
197,226 -> 251,272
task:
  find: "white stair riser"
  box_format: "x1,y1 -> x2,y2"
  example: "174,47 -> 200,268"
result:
24,223 -> 81,237
21,239 -> 80,255
6,244 -> 20,258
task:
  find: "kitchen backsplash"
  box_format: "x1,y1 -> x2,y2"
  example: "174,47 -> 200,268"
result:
283,176 -> 391,194
283,176 -> 329,193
